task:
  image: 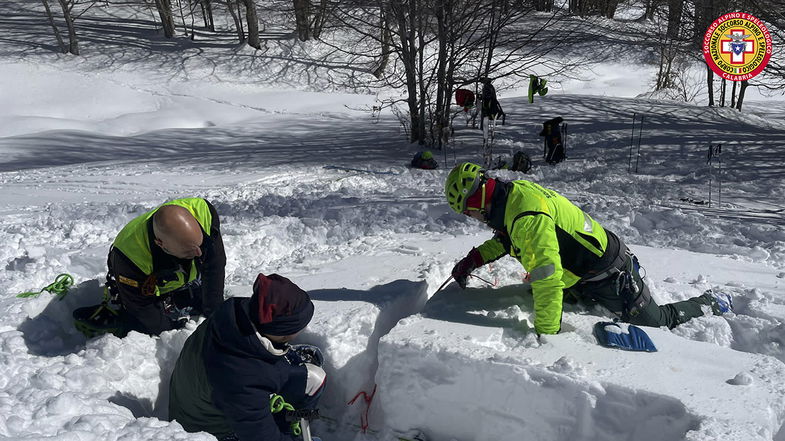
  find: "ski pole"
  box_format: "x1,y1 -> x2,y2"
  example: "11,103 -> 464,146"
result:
634,115 -> 644,173
628,113 -> 636,173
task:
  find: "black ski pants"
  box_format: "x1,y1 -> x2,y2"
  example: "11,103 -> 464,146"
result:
572,254 -> 713,329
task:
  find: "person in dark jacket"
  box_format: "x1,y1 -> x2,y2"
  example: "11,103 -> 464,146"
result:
106,197 -> 226,335
169,273 -> 326,441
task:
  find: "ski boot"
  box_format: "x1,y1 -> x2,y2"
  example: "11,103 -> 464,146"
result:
703,289 -> 733,314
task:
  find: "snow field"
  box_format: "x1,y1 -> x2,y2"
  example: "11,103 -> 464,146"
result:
2,4 -> 785,437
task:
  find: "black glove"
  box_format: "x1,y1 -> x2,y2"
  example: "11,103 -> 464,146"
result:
286,344 -> 325,367
451,248 -> 484,289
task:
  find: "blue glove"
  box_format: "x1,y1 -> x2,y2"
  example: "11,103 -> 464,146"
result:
593,321 -> 657,352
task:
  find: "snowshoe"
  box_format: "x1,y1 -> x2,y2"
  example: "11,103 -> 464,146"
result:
73,303 -> 129,338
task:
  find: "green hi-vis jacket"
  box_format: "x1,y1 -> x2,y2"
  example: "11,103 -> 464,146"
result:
476,180 -> 610,335
113,197 -> 214,296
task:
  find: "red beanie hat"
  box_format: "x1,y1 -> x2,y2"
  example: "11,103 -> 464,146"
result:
465,178 -> 496,211
249,273 -> 314,336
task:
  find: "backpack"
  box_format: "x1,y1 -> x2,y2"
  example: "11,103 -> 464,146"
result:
480,81 -> 505,125
539,117 -> 565,164
411,151 -> 438,169
455,89 -> 475,111
511,151 -> 532,173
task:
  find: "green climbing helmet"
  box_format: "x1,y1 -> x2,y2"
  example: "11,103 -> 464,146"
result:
444,162 -> 485,214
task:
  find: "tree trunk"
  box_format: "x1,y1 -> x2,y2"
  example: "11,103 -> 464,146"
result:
240,0 -> 260,48
372,6 -> 391,79
706,62 -> 714,106
393,0 -> 421,144
720,78 -> 726,106
736,80 -> 749,111
416,7 -> 426,145
56,0 -> 79,54
605,0 -> 618,18
666,0 -> 683,40
293,0 -> 310,41
435,0 -> 448,149
202,0 -> 214,31
41,0 -> 67,53
310,0 -> 329,39
225,0 -> 244,42
730,80 -> 737,107
154,0 -> 176,38
645,0 -> 656,20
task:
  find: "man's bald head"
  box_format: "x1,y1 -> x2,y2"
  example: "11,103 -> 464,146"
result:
152,205 -> 204,259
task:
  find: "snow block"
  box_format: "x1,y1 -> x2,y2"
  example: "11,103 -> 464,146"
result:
375,316 -> 785,441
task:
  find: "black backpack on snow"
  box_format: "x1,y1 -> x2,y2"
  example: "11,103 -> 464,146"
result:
480,80 -> 505,128
511,151 -> 532,173
540,117 -> 565,165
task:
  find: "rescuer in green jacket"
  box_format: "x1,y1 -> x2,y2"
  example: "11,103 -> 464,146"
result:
445,163 -> 732,335
105,197 -> 227,335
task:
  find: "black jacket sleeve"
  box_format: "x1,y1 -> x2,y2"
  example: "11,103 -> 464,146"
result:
199,200 -> 227,317
108,248 -> 181,335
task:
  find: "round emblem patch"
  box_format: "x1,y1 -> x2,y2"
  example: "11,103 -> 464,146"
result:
703,12 -> 773,81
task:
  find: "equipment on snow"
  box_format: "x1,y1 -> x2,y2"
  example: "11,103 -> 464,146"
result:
17,273 -> 74,299
540,117 -> 566,165
480,78 -> 505,167
706,143 -> 723,207
628,113 -> 644,173
480,79 -> 505,126
455,88 -> 475,112
490,151 -> 532,173
528,74 -> 548,103
593,321 -> 657,352
511,151 -> 533,173
410,151 -> 438,169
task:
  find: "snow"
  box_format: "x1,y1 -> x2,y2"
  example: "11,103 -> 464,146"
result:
1,1 -> 785,441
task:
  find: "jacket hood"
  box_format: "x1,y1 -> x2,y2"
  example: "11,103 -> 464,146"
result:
207,297 -> 288,363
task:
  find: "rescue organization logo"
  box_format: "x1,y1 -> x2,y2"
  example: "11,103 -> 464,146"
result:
703,12 -> 773,81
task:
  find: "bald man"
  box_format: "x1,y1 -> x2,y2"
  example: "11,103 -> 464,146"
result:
106,198 -> 226,335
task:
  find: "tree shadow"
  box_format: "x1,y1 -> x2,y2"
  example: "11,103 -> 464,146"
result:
17,278 -> 105,356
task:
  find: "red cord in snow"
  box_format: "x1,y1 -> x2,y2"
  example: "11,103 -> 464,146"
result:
347,384 -> 377,433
